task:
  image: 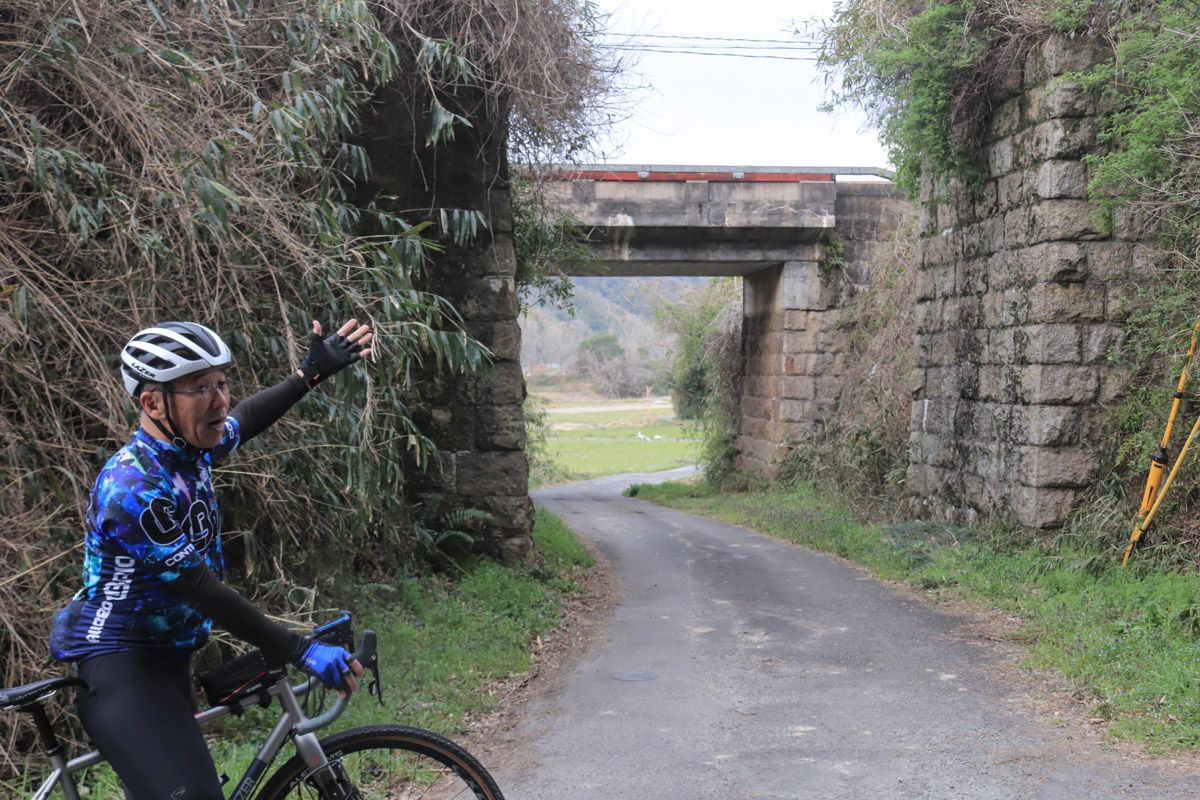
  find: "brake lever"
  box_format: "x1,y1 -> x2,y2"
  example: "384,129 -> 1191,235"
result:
368,660 -> 384,707
353,629 -> 384,707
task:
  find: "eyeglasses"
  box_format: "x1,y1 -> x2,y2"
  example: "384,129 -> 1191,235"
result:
165,379 -> 232,402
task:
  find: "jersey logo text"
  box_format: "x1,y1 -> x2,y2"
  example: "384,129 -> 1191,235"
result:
141,496 -> 182,545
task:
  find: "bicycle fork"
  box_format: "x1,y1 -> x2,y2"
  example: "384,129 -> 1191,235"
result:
222,680 -> 344,800
277,681 -> 362,800
290,731 -> 362,800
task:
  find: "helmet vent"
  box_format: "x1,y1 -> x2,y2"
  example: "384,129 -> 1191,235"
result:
119,321 -> 232,397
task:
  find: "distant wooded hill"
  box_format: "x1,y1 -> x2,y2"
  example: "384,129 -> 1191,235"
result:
520,276 -> 707,370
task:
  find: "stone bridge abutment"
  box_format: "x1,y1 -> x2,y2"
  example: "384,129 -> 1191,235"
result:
907,33 -> 1140,529
740,183 -> 909,473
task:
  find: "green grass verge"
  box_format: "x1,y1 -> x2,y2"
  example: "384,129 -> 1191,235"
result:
6,507 -> 591,793
552,419 -> 684,438
549,410 -> 677,427
528,395 -> 700,486
546,438 -> 696,479
532,505 -> 596,586
543,413 -> 698,481
626,478 -> 1200,753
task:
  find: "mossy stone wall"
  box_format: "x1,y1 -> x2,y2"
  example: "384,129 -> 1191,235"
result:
356,85 -> 533,562
907,33 -> 1144,528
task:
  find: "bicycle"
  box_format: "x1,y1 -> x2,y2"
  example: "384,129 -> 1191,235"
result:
1,613 -> 505,800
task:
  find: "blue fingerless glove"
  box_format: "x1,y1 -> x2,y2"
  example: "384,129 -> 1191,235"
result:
299,640 -> 351,689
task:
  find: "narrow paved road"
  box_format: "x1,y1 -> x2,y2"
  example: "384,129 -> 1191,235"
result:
491,468 -> 1200,799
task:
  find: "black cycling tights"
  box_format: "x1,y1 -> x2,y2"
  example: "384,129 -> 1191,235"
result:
77,650 -> 223,800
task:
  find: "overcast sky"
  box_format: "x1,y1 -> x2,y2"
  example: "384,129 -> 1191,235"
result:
589,0 -> 891,171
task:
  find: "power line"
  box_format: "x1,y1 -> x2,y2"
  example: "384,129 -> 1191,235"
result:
597,32 -> 824,60
605,49 -> 819,61
598,45 -> 820,61
606,32 -> 823,46
604,43 -> 820,51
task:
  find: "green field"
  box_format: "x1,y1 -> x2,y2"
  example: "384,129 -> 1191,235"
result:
532,393 -> 700,482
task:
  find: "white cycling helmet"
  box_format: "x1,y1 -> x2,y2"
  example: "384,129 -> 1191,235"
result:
121,321 -> 233,397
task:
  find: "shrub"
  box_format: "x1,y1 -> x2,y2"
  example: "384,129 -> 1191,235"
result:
656,279 -> 740,421
696,286 -> 745,487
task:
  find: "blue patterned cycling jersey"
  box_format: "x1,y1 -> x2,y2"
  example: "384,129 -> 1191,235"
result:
50,420 -> 242,661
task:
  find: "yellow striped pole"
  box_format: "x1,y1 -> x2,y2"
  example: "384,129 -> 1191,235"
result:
1124,411 -> 1200,565
1122,317 -> 1200,565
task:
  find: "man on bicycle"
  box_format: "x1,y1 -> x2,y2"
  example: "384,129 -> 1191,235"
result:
49,318 -> 371,800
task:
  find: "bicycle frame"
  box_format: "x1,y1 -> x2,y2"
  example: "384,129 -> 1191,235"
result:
29,675 -> 330,800
26,626 -> 375,800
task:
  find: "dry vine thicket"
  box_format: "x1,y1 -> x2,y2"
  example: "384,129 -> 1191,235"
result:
832,211 -> 919,452
374,0 -> 628,167
769,211 -> 918,505
818,0 -> 1128,189
0,0 -> 619,773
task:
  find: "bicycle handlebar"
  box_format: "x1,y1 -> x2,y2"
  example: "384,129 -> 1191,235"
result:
294,629 -> 378,736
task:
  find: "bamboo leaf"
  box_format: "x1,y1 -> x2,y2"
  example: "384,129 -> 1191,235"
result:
144,0 -> 173,33
207,178 -> 241,202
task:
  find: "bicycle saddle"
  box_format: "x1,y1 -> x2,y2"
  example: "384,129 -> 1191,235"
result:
0,676 -> 86,712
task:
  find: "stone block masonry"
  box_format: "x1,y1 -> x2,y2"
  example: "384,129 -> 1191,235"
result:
354,84 -> 534,563
737,183 -> 909,474
907,33 -> 1137,528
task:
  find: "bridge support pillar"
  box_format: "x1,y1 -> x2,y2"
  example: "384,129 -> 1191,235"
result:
354,84 -> 533,564
738,252 -> 843,474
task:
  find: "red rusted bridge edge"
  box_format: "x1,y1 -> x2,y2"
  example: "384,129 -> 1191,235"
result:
557,170 -> 833,183
540,164 -> 894,182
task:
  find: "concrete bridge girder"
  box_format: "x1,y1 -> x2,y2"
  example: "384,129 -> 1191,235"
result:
549,176 -> 837,277
572,239 -> 826,277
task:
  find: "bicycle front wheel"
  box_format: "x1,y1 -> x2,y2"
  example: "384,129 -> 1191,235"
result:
254,724 -> 505,800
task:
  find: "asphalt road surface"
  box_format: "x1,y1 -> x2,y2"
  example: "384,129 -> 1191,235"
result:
492,468 -> 1200,799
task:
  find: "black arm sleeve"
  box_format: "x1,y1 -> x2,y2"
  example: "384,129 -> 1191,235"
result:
230,373 -> 309,444
169,564 -> 309,666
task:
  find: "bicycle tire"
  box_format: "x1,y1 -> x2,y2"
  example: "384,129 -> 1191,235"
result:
253,723 -> 505,800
